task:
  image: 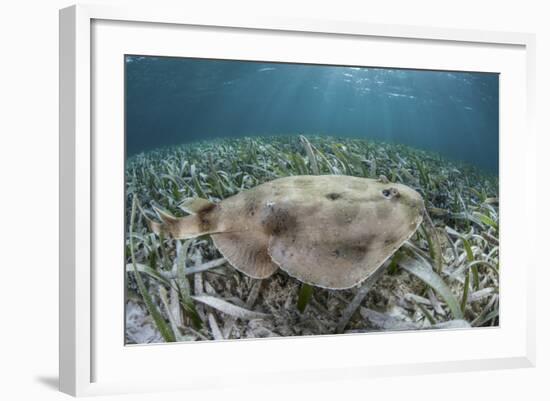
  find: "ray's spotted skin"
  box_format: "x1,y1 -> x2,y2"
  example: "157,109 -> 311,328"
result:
148,175 -> 424,290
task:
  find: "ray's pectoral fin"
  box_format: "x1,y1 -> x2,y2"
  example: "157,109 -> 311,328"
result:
267,232 -> 388,290
211,231 -> 278,279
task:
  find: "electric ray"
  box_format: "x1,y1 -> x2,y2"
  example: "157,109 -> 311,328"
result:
149,175 -> 424,289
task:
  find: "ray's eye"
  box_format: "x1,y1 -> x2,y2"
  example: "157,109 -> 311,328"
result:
382,188 -> 400,199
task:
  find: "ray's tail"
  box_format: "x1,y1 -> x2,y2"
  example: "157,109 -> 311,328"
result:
148,213 -> 204,239
141,197 -> 222,240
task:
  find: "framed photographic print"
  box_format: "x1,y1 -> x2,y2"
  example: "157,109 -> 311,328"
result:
59,4 -> 536,397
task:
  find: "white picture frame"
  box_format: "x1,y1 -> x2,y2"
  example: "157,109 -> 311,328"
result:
59,4 -> 536,397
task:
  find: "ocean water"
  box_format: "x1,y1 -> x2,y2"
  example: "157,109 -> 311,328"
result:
125,55 -> 499,173
124,55 -> 501,342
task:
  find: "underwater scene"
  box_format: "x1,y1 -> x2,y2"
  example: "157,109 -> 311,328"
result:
125,56 -> 499,344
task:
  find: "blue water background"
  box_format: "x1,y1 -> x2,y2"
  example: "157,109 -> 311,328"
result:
125,56 -> 499,173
